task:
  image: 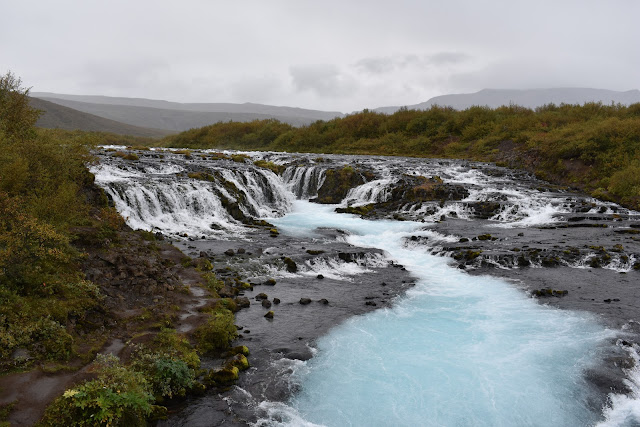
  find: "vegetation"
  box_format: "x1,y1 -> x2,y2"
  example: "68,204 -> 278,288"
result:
159,104 -> 640,210
0,72 -> 243,425
0,72 -> 108,366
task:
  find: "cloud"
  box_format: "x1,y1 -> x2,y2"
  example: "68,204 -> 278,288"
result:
290,64 -> 357,98
427,52 -> 471,66
231,75 -> 284,103
355,52 -> 472,76
354,57 -> 397,75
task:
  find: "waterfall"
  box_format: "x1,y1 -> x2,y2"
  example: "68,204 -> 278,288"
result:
282,165 -> 326,199
92,160 -> 293,238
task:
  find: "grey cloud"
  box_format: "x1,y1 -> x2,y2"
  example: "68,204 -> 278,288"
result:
426,52 -> 471,66
290,65 -> 357,98
355,52 -> 471,76
355,57 -> 397,75
231,75 -> 283,103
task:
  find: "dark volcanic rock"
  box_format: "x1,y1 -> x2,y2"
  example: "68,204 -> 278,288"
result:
299,298 -> 312,305
315,166 -> 374,204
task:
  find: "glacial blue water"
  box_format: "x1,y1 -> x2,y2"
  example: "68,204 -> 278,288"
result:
265,201 -> 616,427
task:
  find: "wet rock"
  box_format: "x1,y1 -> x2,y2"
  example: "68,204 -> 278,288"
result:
255,293 -> 268,301
299,298 -> 312,305
226,353 -> 250,371
283,257 -> 297,273
262,299 -> 272,308
315,166 -> 372,204
468,201 -> 502,219
264,311 -> 274,319
264,278 -> 277,286
203,366 -> 239,387
218,286 -> 238,298
224,249 -> 235,256
237,248 -> 246,254
532,288 -> 568,297
319,298 -> 329,305
273,298 -> 281,304
235,296 -> 250,308
365,301 -> 377,306
317,274 -> 324,279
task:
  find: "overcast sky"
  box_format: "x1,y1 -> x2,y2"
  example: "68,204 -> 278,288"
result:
2,0 -> 639,112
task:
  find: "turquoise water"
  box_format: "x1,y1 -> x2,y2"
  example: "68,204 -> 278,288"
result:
267,201 -> 614,427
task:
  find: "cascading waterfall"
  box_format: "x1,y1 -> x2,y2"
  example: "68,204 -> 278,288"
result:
282,165 -> 326,199
343,178 -> 393,206
92,160 -> 293,237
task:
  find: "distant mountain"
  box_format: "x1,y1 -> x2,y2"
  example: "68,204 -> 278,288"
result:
31,93 -> 343,130
375,88 -> 640,114
29,97 -> 173,138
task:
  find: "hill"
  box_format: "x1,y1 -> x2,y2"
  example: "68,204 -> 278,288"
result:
29,97 -> 173,137
375,88 -> 640,113
31,93 -> 343,130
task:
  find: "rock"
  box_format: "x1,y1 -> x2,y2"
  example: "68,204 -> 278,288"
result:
319,298 -> 329,305
235,296 -> 250,308
317,274 -> 324,279
255,293 -> 268,300
226,354 -> 250,371
365,301 -> 377,306
11,348 -> 31,360
224,249 -> 235,256
273,298 -> 281,304
283,257 -> 297,273
226,345 -> 250,357
315,166 -> 372,204
264,311 -> 274,319
299,298 -> 312,305
264,278 -> 277,286
262,299 -> 272,308
218,286 -> 238,298
237,248 -> 246,254
203,366 -> 239,386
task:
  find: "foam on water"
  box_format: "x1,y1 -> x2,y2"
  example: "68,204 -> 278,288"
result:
597,343 -> 640,427
261,201 -> 626,427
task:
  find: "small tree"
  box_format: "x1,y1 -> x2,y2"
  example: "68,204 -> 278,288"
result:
0,71 -> 40,140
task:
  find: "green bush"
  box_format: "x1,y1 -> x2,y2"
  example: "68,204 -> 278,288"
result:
131,352 -> 195,400
194,308 -> 237,353
39,355 -> 155,426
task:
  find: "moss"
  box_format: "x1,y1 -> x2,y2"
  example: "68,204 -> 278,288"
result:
315,166 -> 368,204
253,160 -> 284,174
335,204 -> 375,216
187,172 -> 215,181
227,345 -> 249,357
225,354 -> 250,371
231,154 -> 249,163
113,151 -> 139,161
203,366 -> 239,387
283,257 -> 297,273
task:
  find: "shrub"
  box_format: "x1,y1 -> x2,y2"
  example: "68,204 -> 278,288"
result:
39,355 -> 155,426
194,308 -> 237,353
131,352 -> 195,399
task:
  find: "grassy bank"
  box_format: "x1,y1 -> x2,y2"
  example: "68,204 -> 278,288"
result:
159,104 -> 640,210
1,74 -> 244,425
